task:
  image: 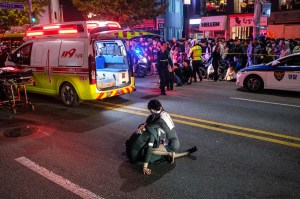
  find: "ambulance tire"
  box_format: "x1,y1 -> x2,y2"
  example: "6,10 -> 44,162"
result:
60,82 -> 80,107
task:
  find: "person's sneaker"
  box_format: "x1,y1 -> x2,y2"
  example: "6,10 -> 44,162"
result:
187,146 -> 198,154
161,92 -> 166,95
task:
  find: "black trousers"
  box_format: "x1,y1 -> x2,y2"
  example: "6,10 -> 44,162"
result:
167,72 -> 174,90
158,69 -> 169,93
212,62 -> 219,81
192,60 -> 202,81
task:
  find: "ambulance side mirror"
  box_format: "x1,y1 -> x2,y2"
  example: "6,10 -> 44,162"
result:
7,53 -> 13,62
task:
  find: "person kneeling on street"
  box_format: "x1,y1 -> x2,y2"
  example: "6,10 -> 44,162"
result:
126,99 -> 197,175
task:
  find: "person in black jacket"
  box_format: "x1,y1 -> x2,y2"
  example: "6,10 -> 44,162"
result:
157,42 -> 173,95
210,44 -> 221,81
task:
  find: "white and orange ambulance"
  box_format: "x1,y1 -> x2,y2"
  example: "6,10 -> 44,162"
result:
5,21 -> 136,106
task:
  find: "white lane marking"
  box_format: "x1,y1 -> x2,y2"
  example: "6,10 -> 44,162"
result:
230,97 -> 300,108
15,156 -> 104,199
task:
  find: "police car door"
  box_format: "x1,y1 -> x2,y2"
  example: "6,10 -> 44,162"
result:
267,55 -> 300,91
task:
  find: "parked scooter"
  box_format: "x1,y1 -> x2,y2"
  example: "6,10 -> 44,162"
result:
206,61 -> 227,80
135,54 -> 148,78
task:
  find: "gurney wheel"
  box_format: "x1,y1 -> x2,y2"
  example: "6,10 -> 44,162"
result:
31,104 -> 35,111
12,108 -> 17,115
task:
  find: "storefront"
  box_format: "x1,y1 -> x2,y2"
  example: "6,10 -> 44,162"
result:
199,15 -> 227,40
229,14 -> 268,39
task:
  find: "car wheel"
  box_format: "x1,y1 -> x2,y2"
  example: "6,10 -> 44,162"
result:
60,82 -> 80,107
244,75 -> 264,92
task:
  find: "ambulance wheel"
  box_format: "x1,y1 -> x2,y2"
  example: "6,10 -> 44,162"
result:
244,75 -> 264,92
60,82 -> 80,107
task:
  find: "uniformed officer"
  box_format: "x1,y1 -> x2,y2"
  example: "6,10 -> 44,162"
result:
189,40 -> 203,82
156,41 -> 173,95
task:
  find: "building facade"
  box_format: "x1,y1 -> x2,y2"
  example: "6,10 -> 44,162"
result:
162,0 -> 184,40
184,0 -> 300,40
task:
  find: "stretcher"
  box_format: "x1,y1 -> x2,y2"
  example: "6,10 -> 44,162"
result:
0,67 -> 34,114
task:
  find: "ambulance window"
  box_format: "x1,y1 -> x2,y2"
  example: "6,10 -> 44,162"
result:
102,43 -> 121,56
12,43 -> 32,65
34,45 -> 43,63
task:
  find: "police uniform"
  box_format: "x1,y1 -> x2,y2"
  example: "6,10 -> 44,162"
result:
189,43 -> 203,82
157,49 -> 173,95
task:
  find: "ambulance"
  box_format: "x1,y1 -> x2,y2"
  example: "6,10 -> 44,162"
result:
5,21 -> 136,106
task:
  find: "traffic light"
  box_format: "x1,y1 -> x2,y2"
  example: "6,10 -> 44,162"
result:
30,13 -> 37,23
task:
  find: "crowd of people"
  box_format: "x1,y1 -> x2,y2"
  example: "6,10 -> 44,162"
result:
128,36 -> 300,95
2,35 -> 300,95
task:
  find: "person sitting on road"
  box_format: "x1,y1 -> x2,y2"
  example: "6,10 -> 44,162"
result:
224,64 -> 237,81
181,59 -> 193,85
126,99 -> 197,175
173,63 -> 183,87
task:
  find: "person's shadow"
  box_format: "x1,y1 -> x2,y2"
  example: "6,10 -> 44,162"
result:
118,152 -> 197,192
118,155 -> 176,192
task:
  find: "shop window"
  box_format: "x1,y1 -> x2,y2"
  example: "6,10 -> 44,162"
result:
168,0 -> 175,13
234,0 -> 255,13
279,0 -> 300,10
175,0 -> 180,13
206,0 -> 227,15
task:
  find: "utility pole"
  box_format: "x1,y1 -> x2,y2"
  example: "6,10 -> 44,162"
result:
253,0 -> 262,39
28,0 -> 32,24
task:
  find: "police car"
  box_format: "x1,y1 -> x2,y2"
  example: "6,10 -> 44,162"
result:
236,53 -> 300,92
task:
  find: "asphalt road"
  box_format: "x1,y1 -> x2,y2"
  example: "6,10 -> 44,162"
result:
0,76 -> 300,199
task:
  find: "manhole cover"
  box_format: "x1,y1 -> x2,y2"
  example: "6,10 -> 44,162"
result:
3,126 -> 38,137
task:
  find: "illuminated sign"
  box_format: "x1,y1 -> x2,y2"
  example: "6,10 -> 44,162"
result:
262,3 -> 271,17
201,22 -> 220,27
0,2 -> 24,10
183,0 -> 191,5
189,19 -> 201,25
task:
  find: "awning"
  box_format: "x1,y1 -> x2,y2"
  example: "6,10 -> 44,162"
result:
101,30 -> 161,39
